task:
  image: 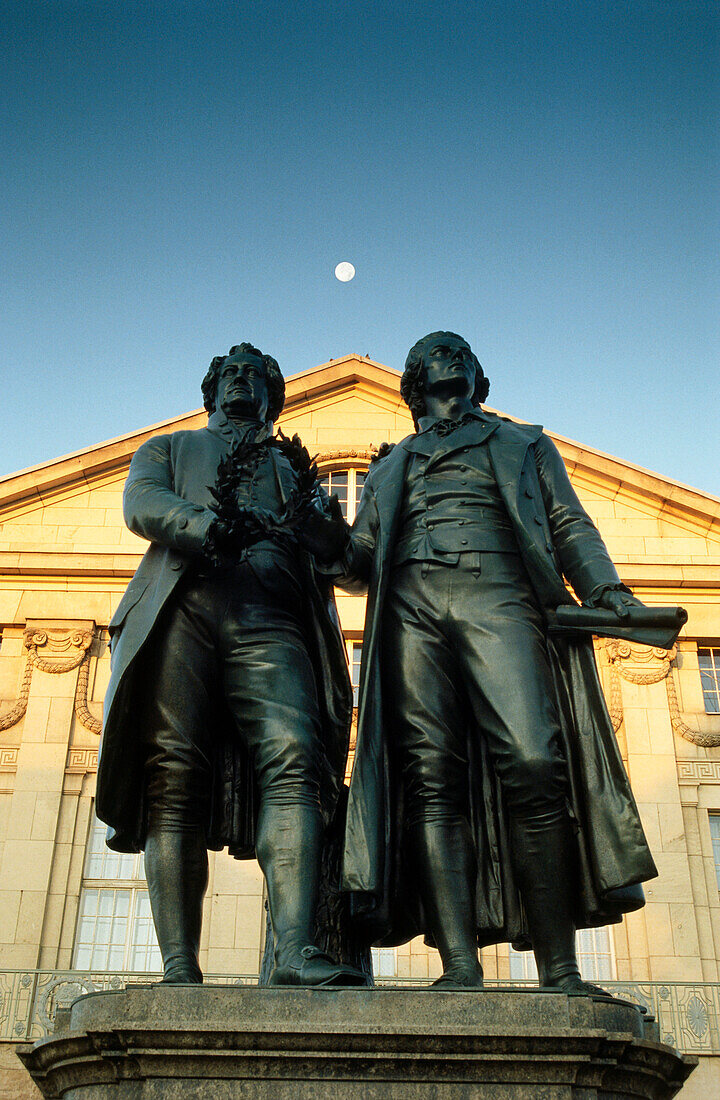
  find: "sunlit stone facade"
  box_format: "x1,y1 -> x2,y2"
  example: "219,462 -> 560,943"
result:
1,356 -> 719,1096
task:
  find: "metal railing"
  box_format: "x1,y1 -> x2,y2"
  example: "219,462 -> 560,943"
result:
1,969 -> 719,1055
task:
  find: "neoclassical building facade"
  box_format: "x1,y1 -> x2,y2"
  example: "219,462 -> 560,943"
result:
1,356 -> 719,1096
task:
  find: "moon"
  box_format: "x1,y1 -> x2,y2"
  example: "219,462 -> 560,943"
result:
334,261 -> 355,282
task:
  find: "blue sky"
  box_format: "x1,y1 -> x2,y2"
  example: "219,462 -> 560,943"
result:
2,1 -> 718,493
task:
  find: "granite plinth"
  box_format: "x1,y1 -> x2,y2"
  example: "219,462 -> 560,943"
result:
18,985 -> 696,1099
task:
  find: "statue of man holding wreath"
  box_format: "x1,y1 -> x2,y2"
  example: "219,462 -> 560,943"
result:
97,342 -> 364,988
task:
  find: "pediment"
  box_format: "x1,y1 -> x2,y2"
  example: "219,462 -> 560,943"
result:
0,355 -> 718,556
282,355 -> 405,413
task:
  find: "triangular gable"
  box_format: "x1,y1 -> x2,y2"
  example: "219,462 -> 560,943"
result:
278,356 -> 413,453
0,355 -> 718,546
283,355 -> 405,413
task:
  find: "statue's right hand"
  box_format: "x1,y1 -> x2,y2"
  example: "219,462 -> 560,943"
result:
205,509 -> 270,558
207,517 -> 232,550
292,495 -> 350,562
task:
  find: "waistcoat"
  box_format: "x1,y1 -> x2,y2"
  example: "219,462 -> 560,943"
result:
393,429 -> 519,565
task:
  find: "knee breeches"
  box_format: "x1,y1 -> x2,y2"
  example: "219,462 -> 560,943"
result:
142,571 -> 323,829
382,555 -> 567,822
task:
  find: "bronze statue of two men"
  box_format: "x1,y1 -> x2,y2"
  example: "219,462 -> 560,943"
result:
97,333 -> 659,993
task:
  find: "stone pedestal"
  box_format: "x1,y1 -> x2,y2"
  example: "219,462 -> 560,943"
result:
19,985 -> 696,1099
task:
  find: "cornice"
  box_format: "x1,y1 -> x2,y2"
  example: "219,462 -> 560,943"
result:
0,410 -> 207,509
0,551 -> 144,577
1,552 -> 719,591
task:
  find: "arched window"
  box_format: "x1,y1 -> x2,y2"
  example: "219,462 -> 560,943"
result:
318,467 -> 367,523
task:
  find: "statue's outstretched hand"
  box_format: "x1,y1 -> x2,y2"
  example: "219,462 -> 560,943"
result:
292,494 -> 350,563
595,588 -> 645,621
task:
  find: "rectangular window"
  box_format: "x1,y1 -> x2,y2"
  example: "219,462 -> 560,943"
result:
508,947 -> 537,980
709,814 -> 720,890
576,926 -> 616,981
84,816 -> 137,880
698,647 -> 720,714
509,927 -> 615,982
348,641 -> 363,707
371,946 -> 397,978
73,815 -> 161,972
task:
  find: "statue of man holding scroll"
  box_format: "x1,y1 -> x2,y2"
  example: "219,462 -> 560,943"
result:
334,332 -> 678,992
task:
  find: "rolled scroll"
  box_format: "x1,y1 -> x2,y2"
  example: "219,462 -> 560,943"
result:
546,604 -> 688,649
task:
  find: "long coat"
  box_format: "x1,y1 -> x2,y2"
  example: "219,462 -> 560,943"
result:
96,411 -> 353,857
339,412 -> 658,948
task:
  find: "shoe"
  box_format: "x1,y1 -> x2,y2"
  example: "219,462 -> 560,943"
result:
542,972 -> 647,1013
432,963 -> 484,990
160,961 -> 203,984
267,945 -> 368,987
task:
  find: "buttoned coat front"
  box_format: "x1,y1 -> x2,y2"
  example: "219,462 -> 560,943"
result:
96,411 -> 353,856
339,411 -> 657,947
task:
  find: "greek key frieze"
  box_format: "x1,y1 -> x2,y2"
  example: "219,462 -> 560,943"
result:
0,746 -> 19,771
677,760 -> 720,784
66,747 -> 99,773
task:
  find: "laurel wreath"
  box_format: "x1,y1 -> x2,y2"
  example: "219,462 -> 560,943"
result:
204,431 -> 320,566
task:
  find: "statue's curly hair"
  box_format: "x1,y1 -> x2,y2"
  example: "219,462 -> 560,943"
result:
400,331 -> 490,427
201,343 -> 285,423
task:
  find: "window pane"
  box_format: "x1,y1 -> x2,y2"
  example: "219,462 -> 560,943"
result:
128,939 -> 163,972
350,642 -> 362,707
73,886 -> 160,973
128,893 -> 162,971
371,947 -> 397,977
355,471 -> 366,513
75,807 -> 159,973
114,892 -> 130,918
74,888 -> 132,970
80,890 -> 98,917
85,821 -> 106,878
319,472 -> 349,519
509,927 -> 614,982
74,944 -> 92,970
709,814 -> 720,890
97,891 -> 115,918
698,647 -> 720,714
95,918 -> 112,945
84,817 -> 142,881
509,947 -> 538,980
577,926 -> 614,980
107,944 -> 125,970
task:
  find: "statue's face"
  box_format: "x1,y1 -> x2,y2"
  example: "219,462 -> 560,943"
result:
215,350 -> 269,422
421,335 -> 476,400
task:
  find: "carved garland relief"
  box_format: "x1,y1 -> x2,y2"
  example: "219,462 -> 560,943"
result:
314,448 -> 376,465
605,640 -> 720,749
0,626 -> 102,735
